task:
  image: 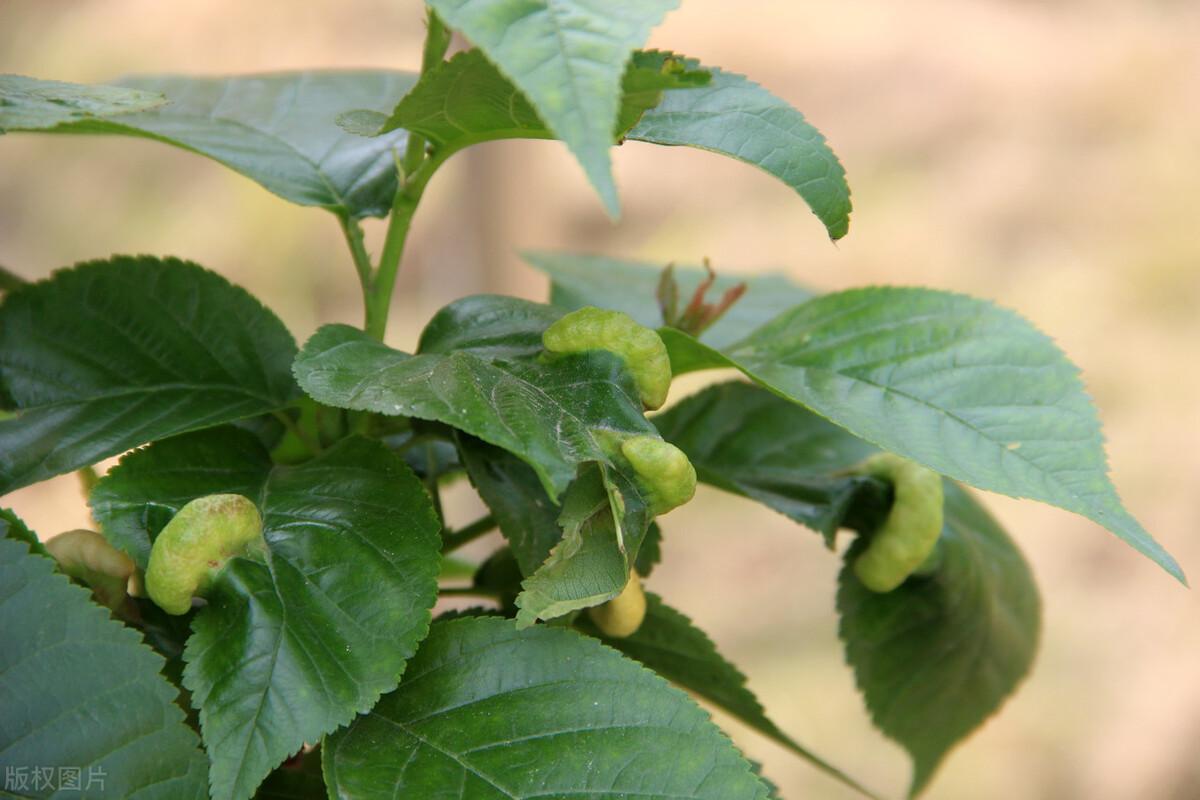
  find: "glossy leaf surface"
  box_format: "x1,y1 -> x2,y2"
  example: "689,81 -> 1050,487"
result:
720,287 -> 1181,580
294,321 -> 655,499
653,381 -> 886,543
650,287 -> 1181,580
0,256 -> 297,494
323,616 -> 771,799
90,427 -> 275,570
417,294 -> 563,360
581,592 -> 876,798
457,435 -> 563,577
91,430 -> 441,800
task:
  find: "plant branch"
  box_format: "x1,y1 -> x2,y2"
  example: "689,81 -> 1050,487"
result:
441,514 -> 497,554
272,409 -> 322,457
393,431 -> 447,457
422,441 -> 446,524
338,215 -> 374,321
437,586 -> 502,600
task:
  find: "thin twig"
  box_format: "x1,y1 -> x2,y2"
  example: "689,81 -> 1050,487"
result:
440,514 -> 497,554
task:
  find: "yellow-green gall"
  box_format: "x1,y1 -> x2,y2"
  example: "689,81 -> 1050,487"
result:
621,435 -> 697,516
145,494 -> 265,615
542,307 -> 672,410
587,571 -> 646,638
45,529 -> 135,610
853,453 -> 944,593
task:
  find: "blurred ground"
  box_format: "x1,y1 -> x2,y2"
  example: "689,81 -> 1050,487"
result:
2,1 -> 1199,798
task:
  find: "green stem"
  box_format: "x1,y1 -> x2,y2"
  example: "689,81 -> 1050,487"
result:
338,216 -> 374,325
364,183 -> 420,340
361,10 -> 452,341
77,465 -> 99,498
400,10 -> 451,179
438,586 -> 502,600
441,514 -> 497,554
0,264 -> 27,293
364,149 -> 449,340
272,410 -> 323,457
394,431 -> 440,457
424,442 -> 445,522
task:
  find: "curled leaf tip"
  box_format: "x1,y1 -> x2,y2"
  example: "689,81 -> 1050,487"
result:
146,493 -> 264,615
542,306 -> 672,409
45,529 -> 135,610
621,435 -> 697,516
853,454 -> 944,593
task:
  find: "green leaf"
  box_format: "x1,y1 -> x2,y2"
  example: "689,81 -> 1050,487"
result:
417,293 -> 563,359
635,520 -> 663,576
425,0 -> 681,216
91,430 -> 442,800
0,256 -> 298,494
581,592 -> 878,800
0,74 -> 165,131
333,109 -> 390,137
0,537 -> 209,799
514,463 -> 651,626
523,251 -> 813,349
90,427 -> 275,570
457,434 -> 563,577
294,322 -> 655,500
653,381 -> 888,544
297,296 -> 666,624
627,60 -> 852,240
10,72 -> 417,218
1,507 -> 47,556
342,48 -> 548,142
346,48 -> 708,148
459,434 -> 655,624
660,287 -> 1182,581
837,482 -> 1041,797
657,326 -> 736,375
323,616 -> 771,800
749,761 -> 784,800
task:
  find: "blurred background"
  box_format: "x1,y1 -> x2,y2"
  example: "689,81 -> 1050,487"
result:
2,1 -> 1199,797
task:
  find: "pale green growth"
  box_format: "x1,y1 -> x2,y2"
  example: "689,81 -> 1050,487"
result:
146,494 -> 265,615
620,435 -> 697,515
853,453 -> 944,593
45,529 -> 135,611
542,306 -> 672,410
587,571 -> 646,638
